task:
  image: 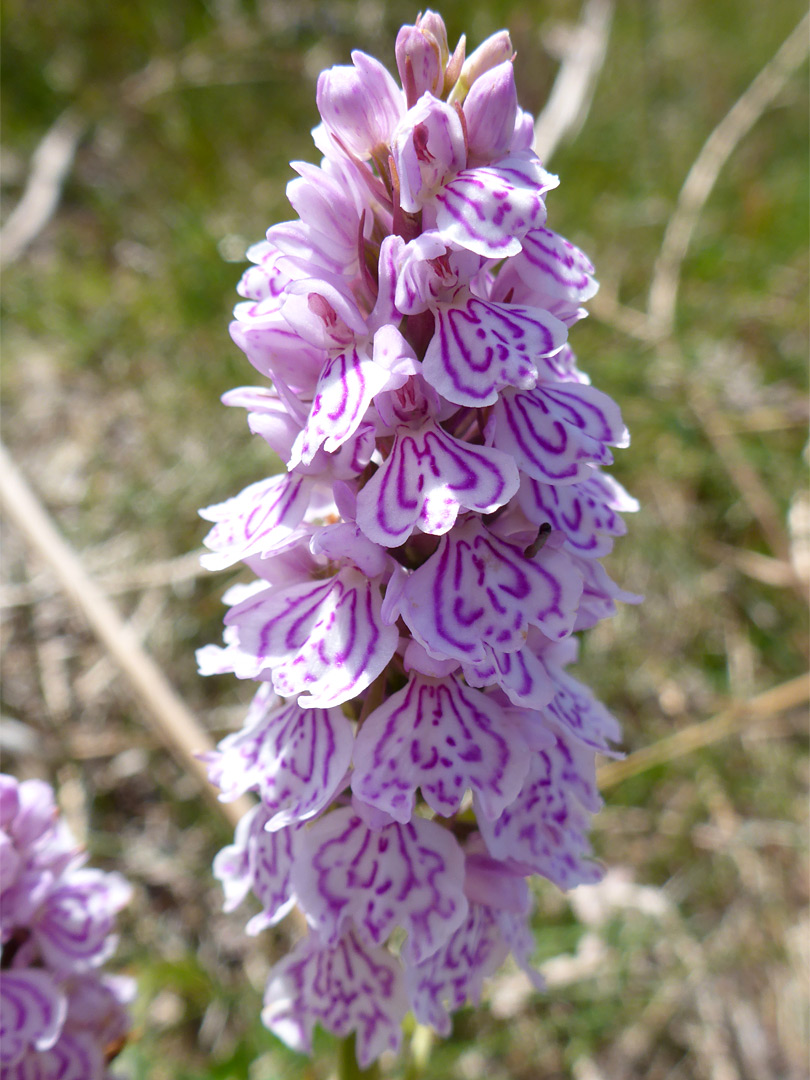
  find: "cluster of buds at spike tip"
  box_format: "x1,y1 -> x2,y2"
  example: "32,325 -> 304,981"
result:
199,11 -> 640,1068
0,775 -> 134,1079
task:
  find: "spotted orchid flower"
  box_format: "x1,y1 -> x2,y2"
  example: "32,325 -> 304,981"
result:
200,11 -> 639,1068
0,775 -> 134,1078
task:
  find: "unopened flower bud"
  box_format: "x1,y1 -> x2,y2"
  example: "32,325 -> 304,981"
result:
316,50 -> 404,159
419,10 -> 450,68
396,23 -> 444,106
463,60 -> 518,165
448,29 -> 512,104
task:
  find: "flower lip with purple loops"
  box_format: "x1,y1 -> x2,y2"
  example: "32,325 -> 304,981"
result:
200,9 -> 638,1067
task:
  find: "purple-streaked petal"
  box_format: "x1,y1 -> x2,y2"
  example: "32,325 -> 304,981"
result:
33,869 -> 132,973
207,688 -> 354,830
223,568 -> 399,708
213,804 -> 299,932
491,383 -> 628,484
423,293 -> 568,407
0,970 -> 67,1065
351,672 -> 530,822
403,903 -> 508,1036
236,241 -> 290,302
355,419 -> 519,546
21,1029 -> 105,1080
199,474 -> 313,571
262,924 -> 407,1068
498,906 -> 545,989
517,471 -> 637,558
400,517 -> 583,664
476,730 -> 603,889
495,227 -> 598,319
391,94 -> 466,213
292,808 -> 468,965
290,345 -> 394,467
212,804 -> 262,914
247,825 -> 301,935
297,420 -> 377,482
544,659 -> 623,754
434,152 -> 557,258
570,553 -> 643,631
461,639 -> 558,710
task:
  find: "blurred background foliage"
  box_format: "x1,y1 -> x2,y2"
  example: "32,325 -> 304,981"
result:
1,1 -> 807,1078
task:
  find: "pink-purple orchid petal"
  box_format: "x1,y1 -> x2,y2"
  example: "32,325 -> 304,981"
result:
289,344 -> 394,467
205,684 -> 354,830
291,808 -> 468,965
423,293 -> 568,407
355,418 -> 519,546
491,382 -> 628,484
262,924 -> 408,1068
517,470 -> 638,558
391,93 -> 466,213
199,473 -> 313,571
476,730 -> 603,889
433,152 -> 557,258
0,971 -> 67,1065
400,517 -> 583,664
351,672 -> 530,822
223,568 -> 398,708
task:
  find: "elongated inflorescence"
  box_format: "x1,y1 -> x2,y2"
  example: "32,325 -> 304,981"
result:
0,774 -> 134,1079
200,12 -> 639,1067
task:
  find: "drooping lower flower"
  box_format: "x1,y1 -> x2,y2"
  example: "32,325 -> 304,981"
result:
0,774 -> 134,1079
200,10 -> 639,1068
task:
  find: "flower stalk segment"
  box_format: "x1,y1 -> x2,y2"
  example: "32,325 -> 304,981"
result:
200,11 -> 639,1068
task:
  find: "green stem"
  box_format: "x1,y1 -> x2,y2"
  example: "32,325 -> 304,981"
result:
338,1034 -> 381,1080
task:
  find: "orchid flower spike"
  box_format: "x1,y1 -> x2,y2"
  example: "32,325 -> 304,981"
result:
199,11 -> 639,1069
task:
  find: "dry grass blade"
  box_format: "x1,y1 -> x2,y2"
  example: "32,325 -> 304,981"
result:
0,110 -> 85,266
0,549 -> 221,608
647,11 -> 810,337
0,440 -> 252,828
597,672 -> 810,789
707,541 -> 804,589
533,0 -> 614,163
689,385 -> 802,576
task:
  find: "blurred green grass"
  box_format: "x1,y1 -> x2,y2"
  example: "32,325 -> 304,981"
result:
1,2 -> 808,1078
